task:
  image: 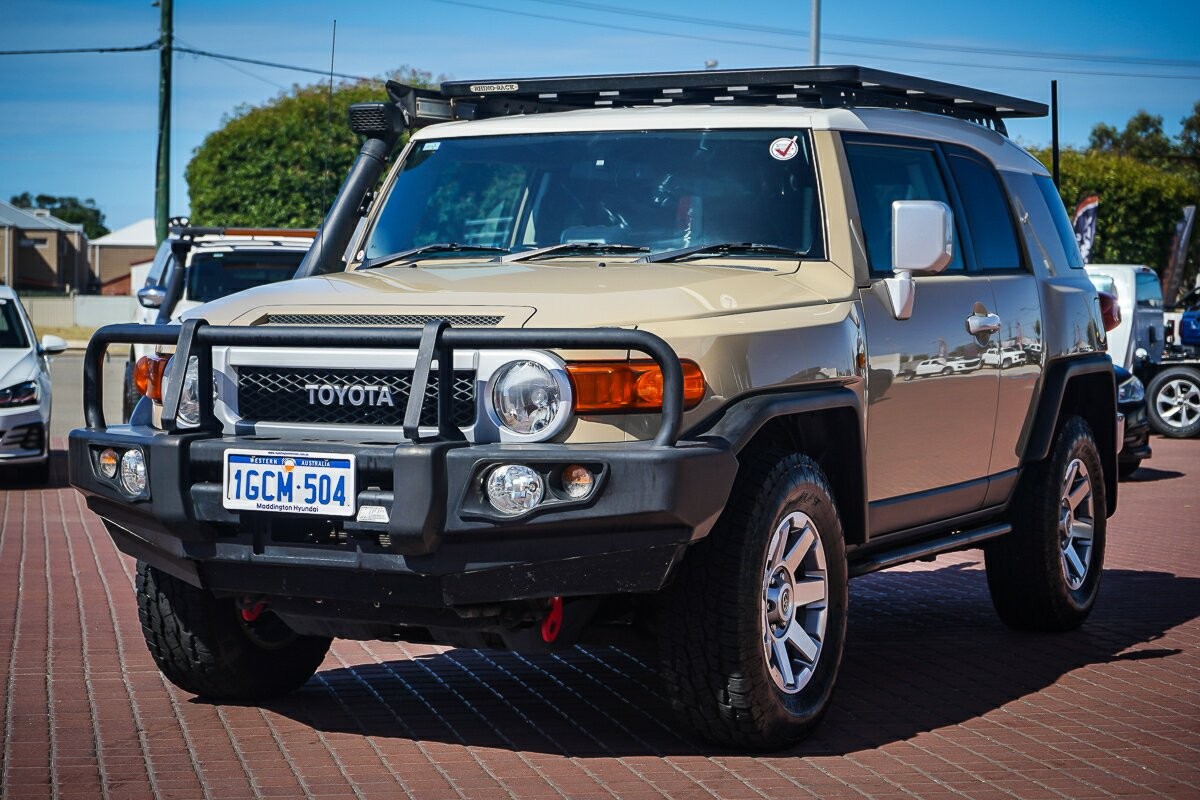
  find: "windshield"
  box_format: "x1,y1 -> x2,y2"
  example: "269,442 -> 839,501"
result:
363,129 -> 824,262
0,299 -> 30,349
185,250 -> 306,304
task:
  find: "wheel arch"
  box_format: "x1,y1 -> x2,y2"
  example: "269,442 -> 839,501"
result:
691,388 -> 867,545
1019,354 -> 1117,516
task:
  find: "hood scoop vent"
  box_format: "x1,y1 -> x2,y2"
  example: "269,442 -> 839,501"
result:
261,313 -> 502,327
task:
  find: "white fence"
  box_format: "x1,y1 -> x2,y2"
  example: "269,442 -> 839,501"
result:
25,296 -> 136,330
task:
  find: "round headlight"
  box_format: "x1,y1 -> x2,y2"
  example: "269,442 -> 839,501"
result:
491,360 -> 562,435
120,448 -> 147,495
176,355 -> 200,427
486,464 -> 544,515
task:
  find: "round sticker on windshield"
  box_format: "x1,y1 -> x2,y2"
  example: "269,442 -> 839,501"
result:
769,136 -> 799,161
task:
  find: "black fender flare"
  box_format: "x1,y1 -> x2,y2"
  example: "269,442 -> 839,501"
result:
1020,354 -> 1117,516
688,386 -> 867,544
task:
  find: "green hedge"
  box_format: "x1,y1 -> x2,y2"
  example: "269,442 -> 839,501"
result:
1032,148 -> 1199,294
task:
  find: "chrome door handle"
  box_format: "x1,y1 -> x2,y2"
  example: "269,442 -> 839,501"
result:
967,312 -> 1001,336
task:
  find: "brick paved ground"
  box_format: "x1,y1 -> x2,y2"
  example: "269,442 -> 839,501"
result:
1,437 -> 1197,799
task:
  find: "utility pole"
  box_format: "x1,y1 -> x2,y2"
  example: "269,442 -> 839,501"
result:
155,0 -> 172,245
810,0 -> 821,66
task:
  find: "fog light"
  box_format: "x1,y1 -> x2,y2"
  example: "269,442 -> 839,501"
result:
98,448 -> 120,479
486,465 -> 543,515
562,464 -> 594,499
120,448 -> 147,496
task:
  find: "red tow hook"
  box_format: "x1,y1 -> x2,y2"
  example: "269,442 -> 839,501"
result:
541,596 -> 563,643
240,601 -> 267,622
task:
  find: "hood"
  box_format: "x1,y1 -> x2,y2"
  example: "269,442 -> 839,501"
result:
180,257 -> 849,328
0,349 -> 37,389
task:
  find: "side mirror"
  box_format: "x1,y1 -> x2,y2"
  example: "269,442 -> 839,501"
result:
39,334 -> 68,355
137,285 -> 167,309
882,201 -> 953,321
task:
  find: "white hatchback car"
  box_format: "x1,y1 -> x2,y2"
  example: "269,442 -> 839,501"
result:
0,286 -> 67,483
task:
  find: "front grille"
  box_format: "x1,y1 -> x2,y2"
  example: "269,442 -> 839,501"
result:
263,313 -> 502,327
237,367 -> 476,428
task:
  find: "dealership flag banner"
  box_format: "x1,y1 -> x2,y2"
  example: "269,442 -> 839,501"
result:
1073,194 -> 1100,264
1162,205 -> 1196,306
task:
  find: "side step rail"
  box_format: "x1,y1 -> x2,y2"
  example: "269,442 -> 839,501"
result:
848,522 -> 1012,578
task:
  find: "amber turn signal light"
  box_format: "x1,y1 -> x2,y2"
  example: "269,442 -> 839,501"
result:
566,360 -> 705,413
133,355 -> 169,403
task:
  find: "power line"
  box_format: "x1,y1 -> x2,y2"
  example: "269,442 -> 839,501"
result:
0,39 -> 375,83
173,45 -> 374,82
525,0 -> 1200,69
431,0 -> 1200,81
174,36 -> 288,90
0,43 -> 157,55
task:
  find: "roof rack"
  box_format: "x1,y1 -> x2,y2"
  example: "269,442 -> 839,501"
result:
167,223 -> 316,240
386,65 -> 1046,137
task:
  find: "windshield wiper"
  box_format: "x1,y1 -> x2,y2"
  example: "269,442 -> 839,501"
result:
640,242 -> 807,263
361,242 -> 511,269
501,242 -> 649,262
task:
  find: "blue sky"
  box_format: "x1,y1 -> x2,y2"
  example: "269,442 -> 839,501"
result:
2,0 -> 1198,233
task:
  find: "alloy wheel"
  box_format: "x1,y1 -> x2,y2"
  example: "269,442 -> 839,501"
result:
1058,458 -> 1095,591
1155,377 -> 1200,431
762,511 -> 828,694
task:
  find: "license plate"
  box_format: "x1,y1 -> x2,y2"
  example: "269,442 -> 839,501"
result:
222,449 -> 356,517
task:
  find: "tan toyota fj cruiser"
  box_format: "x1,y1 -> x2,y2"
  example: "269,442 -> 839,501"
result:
71,66 -> 1117,750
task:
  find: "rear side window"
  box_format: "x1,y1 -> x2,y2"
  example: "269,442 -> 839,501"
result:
844,138 -> 963,273
1033,175 -> 1085,269
1002,172 -> 1076,274
944,148 -> 1022,270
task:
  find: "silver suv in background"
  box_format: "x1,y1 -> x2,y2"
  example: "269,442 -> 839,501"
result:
122,225 -> 313,418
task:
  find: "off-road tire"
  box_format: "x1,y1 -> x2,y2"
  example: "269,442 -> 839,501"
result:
1146,366 -> 1200,438
136,561 -> 332,701
985,416 -> 1106,631
657,451 -> 848,750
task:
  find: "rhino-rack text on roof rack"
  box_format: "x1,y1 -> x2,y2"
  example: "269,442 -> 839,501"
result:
384,65 -> 1047,136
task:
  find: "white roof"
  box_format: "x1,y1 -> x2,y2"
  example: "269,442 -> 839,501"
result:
92,218 -> 157,247
411,104 -> 1046,175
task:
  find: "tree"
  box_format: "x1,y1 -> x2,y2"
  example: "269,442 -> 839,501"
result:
9,192 -> 110,239
1090,106 -> 1200,179
186,68 -> 436,227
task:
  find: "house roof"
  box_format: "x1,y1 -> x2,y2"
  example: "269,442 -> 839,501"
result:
91,218 -> 157,247
0,199 -> 84,232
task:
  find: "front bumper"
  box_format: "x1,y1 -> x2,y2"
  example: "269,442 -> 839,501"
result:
71,429 -> 735,615
1119,403 -> 1152,464
72,319 -> 737,634
0,406 -> 48,464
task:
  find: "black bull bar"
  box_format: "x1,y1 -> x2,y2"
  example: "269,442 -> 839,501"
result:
83,319 -> 686,446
